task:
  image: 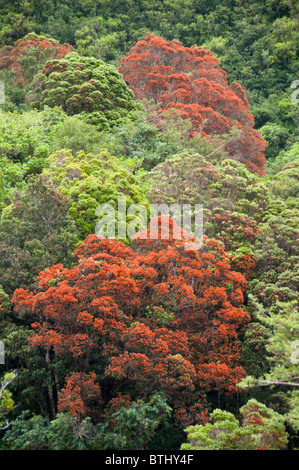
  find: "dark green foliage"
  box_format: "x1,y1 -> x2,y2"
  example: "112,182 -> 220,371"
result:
241,322 -> 271,378
144,152 -> 268,278
0,411 -> 101,450
239,162 -> 299,448
249,163 -> 299,308
99,394 -> 172,450
0,0 -> 298,452
0,175 -> 79,295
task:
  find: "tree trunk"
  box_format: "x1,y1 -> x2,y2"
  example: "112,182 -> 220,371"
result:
45,349 -> 56,419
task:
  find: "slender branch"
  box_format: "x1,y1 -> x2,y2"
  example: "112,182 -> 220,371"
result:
245,379 -> 299,388
0,370 -> 17,396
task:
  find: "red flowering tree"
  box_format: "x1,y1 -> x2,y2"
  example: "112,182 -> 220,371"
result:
0,33 -> 73,87
58,372 -> 103,421
13,218 -> 250,425
119,35 -> 267,175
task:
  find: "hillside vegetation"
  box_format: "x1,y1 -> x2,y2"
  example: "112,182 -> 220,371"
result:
0,0 -> 298,451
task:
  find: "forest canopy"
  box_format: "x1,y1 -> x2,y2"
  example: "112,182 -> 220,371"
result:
0,0 -> 298,452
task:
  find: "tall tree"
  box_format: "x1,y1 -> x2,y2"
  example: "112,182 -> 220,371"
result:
119,35 -> 267,175
0,33 -> 73,104
12,217 -> 249,427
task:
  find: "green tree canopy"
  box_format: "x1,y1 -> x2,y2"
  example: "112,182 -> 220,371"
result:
0,175 -> 79,295
43,148 -> 150,239
181,399 -> 289,450
26,52 -> 139,129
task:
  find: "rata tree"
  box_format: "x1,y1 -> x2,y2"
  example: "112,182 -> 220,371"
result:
119,35 -> 267,175
58,372 -> 103,422
145,153 -> 268,278
132,218 -> 250,408
0,33 -> 73,104
26,52 -> 139,129
12,217 -> 250,427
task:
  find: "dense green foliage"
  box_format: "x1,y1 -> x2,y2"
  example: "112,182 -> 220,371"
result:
145,155 -> 268,273
181,399 -> 289,450
26,52 -> 138,128
42,148 -> 150,239
0,0 -> 298,452
0,1 -> 298,161
0,176 -> 79,295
